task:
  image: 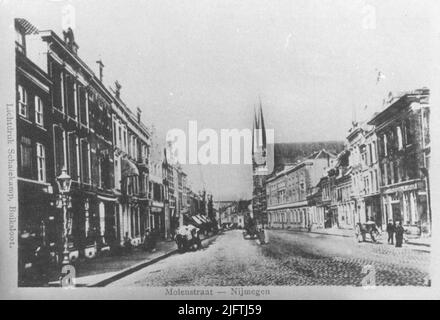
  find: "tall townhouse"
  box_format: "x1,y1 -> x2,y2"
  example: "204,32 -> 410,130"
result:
368,88 -> 431,237
266,150 -> 334,229
112,86 -> 151,246
15,19 -> 54,278
328,150 -> 354,229
16,22 -> 118,262
147,138 -> 166,237
40,27 -> 117,260
162,148 -> 175,239
148,160 -> 165,236
347,122 -> 381,227
175,166 -> 188,226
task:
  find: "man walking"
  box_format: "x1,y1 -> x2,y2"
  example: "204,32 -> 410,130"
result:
395,221 -> 405,248
386,220 -> 395,245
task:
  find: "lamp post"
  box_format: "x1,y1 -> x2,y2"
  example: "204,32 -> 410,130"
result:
56,167 -> 72,265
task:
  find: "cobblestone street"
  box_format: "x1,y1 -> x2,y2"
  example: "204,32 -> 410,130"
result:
109,229 -> 430,287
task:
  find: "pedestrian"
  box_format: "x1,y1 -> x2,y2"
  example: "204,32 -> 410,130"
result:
386,219 -> 395,245
395,221 -> 405,248
258,226 -> 265,244
123,232 -> 133,253
263,226 -> 269,244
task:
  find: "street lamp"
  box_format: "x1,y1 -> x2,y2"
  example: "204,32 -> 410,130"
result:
56,167 -> 72,265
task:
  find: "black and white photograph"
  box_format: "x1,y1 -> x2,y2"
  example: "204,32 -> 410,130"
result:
0,0 -> 439,300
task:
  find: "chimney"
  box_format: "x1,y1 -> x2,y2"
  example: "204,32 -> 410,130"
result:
136,107 -> 142,123
114,80 -> 121,99
63,27 -> 79,54
96,60 -> 104,82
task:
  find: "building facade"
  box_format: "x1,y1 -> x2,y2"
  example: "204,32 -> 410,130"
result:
347,122 -> 381,227
368,89 -> 431,236
16,19 -> 55,279
16,19 -> 153,268
266,150 -> 335,229
111,83 -> 151,247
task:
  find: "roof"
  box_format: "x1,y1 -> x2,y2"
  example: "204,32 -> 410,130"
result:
273,141 -> 344,171
368,88 -> 430,126
15,18 -> 39,35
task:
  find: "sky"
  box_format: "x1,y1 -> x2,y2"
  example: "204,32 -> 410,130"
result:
3,0 -> 439,200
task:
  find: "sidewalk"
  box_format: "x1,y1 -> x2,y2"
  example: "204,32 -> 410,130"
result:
277,226 -> 431,249
48,240 -> 176,287
48,233 -> 219,287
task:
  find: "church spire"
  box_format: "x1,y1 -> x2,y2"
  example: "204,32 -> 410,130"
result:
258,97 -> 266,151
252,98 -> 267,160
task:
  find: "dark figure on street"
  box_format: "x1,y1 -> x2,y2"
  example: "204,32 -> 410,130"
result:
142,229 -> 157,252
395,221 -> 405,248
386,220 -> 395,245
366,217 -> 380,242
123,232 -> 133,253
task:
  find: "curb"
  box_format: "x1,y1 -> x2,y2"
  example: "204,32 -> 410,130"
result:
88,233 -> 221,287
275,228 -> 353,238
88,249 -> 178,287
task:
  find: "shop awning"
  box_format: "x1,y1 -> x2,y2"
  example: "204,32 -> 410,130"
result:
198,215 -> 210,224
183,214 -> 204,228
122,158 -> 139,177
192,215 -> 204,225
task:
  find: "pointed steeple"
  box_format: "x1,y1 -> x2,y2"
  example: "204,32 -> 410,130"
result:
258,97 -> 266,151
252,105 -> 258,156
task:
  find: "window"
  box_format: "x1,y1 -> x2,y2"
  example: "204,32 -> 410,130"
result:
54,126 -> 65,176
68,133 -> 78,181
368,143 -> 373,164
393,161 -> 399,183
113,120 -> 117,145
397,126 -> 403,150
20,136 -> 32,178
422,108 -> 430,147
118,126 -> 122,148
65,75 -> 76,119
387,162 -> 392,185
374,169 -> 379,192
124,130 -> 127,152
35,96 -> 44,126
383,134 -> 388,156
18,85 -> 28,118
372,141 -> 377,163
404,119 -> 413,145
79,86 -> 87,126
114,156 -> 121,189
360,145 -> 367,165
81,140 -> 90,184
90,144 -> 99,187
36,143 -> 46,182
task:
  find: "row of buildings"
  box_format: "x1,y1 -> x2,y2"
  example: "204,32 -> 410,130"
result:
216,200 -> 252,229
15,18 -> 211,275
252,88 -> 431,238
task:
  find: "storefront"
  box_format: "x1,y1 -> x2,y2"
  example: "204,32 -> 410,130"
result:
150,205 -> 164,237
381,180 -> 427,235
364,194 -> 382,228
18,179 -> 55,283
